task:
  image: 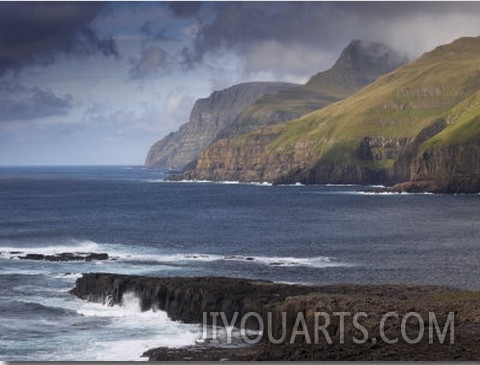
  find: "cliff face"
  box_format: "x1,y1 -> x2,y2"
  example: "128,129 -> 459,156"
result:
145,82 -> 295,169
411,142 -> 480,181
180,124 -> 321,183
180,37 -> 480,192
392,141 -> 480,193
182,134 -> 410,185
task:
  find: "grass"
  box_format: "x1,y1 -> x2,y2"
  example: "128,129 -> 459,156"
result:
228,41 -> 407,134
421,90 -> 480,151
427,291 -> 480,302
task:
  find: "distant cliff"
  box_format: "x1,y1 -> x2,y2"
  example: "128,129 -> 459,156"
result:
146,40 -> 406,170
145,82 -> 295,169
179,37 -> 480,193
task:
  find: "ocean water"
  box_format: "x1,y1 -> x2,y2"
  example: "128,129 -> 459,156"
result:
1,166 -> 479,360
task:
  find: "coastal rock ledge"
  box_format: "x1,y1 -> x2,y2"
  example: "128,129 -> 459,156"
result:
71,273 -> 480,361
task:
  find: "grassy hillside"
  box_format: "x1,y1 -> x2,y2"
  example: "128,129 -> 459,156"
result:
270,37 -> 480,166
217,40 -> 406,139
421,89 -> 480,151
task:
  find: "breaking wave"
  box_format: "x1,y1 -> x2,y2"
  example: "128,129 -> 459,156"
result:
116,252 -> 349,268
0,240 -> 100,260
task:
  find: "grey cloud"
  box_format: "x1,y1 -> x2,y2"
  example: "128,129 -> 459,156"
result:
0,82 -> 72,122
0,2 -> 118,75
183,2 -> 480,75
141,21 -> 154,37
129,47 -> 170,79
153,29 -> 179,42
141,22 -> 178,42
167,2 -> 203,18
190,3 -> 347,62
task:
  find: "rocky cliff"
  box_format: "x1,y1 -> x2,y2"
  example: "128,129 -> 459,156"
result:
145,82 -> 295,169
71,273 -> 480,361
179,37 -> 480,192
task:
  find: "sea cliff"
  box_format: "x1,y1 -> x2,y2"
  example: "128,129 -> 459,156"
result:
176,37 -> 480,193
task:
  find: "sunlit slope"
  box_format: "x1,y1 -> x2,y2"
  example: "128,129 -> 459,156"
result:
421,88 -> 480,151
217,40 -> 406,139
275,36 -> 480,150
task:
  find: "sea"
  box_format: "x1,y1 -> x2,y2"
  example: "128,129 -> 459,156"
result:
0,165 -> 479,361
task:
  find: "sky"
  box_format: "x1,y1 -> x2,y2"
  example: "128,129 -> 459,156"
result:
2,2 -> 480,166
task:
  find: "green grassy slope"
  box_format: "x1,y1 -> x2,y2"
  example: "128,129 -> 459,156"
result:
269,37 -> 480,166
421,89 -> 480,151
216,40 -> 407,139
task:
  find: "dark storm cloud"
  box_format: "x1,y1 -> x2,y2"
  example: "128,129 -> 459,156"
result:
334,1 -> 480,18
167,2 -> 203,18
185,1 -> 480,68
0,2 -> 118,75
188,2 -> 351,63
0,82 -> 72,122
141,21 -> 154,37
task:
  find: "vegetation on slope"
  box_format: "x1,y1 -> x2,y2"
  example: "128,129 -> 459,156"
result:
268,37 -> 480,170
217,40 -> 407,139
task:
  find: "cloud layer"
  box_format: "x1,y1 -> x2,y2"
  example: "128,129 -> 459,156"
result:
177,2 -> 480,76
0,82 -> 71,122
0,2 -> 118,75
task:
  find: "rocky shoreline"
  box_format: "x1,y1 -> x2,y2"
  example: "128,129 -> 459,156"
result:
70,274 -> 480,360
360,176 -> 480,194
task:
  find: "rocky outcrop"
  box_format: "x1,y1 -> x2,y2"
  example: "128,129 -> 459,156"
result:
392,176 -> 480,194
357,137 -> 409,161
70,274 -> 314,323
390,138 -> 480,193
15,252 -> 109,262
410,142 -> 480,181
71,273 -> 480,361
145,82 -> 295,170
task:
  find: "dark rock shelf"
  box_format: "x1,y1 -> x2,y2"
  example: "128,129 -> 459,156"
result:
70,273 -> 480,360
14,252 -> 110,262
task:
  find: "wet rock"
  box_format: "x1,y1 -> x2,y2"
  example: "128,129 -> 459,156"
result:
17,252 -> 109,262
